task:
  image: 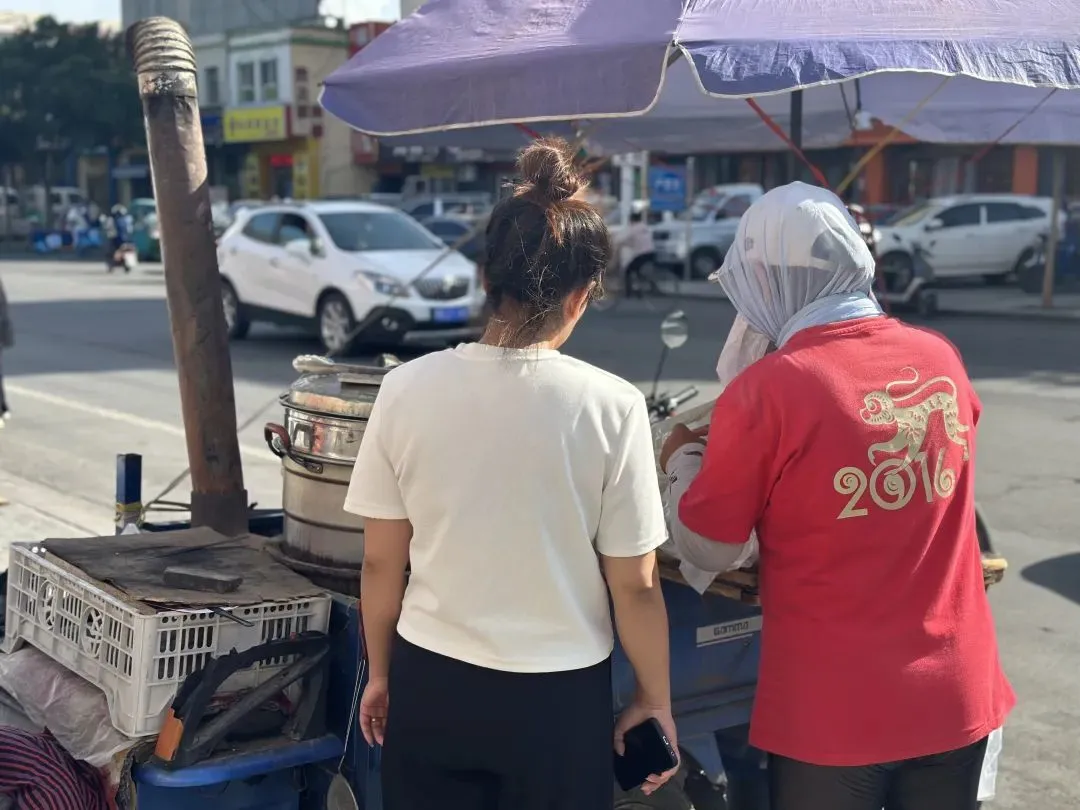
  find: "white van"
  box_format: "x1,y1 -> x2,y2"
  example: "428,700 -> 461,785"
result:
0,187 -> 29,239
652,183 -> 765,278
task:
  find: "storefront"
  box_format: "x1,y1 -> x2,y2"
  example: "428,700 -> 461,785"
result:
201,109 -> 246,198
223,105 -> 320,200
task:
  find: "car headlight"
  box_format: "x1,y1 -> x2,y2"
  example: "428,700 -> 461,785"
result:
356,271 -> 410,297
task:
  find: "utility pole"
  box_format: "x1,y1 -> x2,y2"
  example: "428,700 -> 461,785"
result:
1041,148 -> 1066,310
128,17 -> 248,535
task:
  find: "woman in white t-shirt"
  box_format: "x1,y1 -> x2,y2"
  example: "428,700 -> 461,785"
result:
345,138 -> 676,810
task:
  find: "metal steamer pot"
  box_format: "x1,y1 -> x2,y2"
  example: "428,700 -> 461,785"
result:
265,356 -> 396,595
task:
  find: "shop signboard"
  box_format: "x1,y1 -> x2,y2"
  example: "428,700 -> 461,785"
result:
648,165 -> 687,213
352,131 -> 379,165
224,106 -> 289,144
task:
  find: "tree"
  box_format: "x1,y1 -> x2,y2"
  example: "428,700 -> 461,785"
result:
0,16 -> 144,192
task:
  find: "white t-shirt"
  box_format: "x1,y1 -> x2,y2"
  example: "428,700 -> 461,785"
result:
344,342 -> 667,673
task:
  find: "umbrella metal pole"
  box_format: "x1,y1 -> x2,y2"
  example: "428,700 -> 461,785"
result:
128,17 -> 248,536
789,90 -> 804,184
683,156 -> 696,282
1042,148 -> 1065,309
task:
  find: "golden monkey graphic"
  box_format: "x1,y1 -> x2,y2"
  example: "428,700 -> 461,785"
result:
859,368 -> 971,468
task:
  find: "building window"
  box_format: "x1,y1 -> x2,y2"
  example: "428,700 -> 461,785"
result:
238,62 -> 255,103
260,59 -> 279,102
295,67 -> 309,83
296,84 -> 309,103
204,66 -> 220,106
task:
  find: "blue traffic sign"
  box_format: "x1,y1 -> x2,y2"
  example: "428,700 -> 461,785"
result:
648,166 -> 687,213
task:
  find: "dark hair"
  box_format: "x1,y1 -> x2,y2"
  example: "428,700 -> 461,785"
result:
630,210 -> 644,223
482,138 -> 611,345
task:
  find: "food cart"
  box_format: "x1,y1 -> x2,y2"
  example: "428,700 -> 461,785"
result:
8,2 -> 1072,808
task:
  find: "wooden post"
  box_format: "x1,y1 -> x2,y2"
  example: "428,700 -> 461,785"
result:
128,18 -> 248,535
1042,148 -> 1065,310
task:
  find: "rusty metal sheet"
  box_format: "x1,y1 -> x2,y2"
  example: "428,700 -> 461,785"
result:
42,527 -> 324,608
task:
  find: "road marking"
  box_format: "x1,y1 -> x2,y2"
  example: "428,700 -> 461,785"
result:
6,383 -> 273,462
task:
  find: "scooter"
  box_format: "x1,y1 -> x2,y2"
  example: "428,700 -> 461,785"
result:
876,241 -> 939,318
107,242 -> 138,274
1017,225 -> 1080,294
644,310 -> 699,423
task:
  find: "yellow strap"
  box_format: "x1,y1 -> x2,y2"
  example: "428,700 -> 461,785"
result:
836,75 -> 954,196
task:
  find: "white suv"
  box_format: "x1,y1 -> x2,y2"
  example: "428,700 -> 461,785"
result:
217,201 -> 484,353
876,195 -> 1062,284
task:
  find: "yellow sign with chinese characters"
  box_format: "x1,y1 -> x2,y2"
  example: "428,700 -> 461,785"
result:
223,106 -> 288,144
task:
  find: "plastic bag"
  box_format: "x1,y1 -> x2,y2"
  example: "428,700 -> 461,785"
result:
978,727 -> 1003,802
653,314 -> 769,591
0,647 -> 135,768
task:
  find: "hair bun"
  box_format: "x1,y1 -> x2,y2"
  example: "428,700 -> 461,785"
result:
516,137 -> 586,203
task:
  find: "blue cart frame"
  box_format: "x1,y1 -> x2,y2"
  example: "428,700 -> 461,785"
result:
116,453 -> 768,809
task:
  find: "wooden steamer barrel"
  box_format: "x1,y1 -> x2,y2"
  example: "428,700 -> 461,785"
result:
264,357 -> 395,595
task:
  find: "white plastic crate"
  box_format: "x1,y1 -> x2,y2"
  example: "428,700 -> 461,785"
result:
3,543 -> 331,738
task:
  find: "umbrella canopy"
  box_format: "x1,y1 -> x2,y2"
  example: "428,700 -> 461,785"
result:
322,0 -> 1080,147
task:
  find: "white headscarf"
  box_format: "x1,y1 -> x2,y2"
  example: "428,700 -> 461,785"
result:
671,184 -> 884,586
712,181 -> 882,359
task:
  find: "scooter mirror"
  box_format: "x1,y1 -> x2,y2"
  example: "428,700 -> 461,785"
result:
660,310 -> 689,349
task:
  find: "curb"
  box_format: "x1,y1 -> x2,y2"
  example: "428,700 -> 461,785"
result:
0,253 -> 106,263
667,289 -> 1080,323
934,307 -> 1080,323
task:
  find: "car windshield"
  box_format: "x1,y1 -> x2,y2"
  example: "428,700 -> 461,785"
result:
319,211 -> 443,252
677,201 -> 720,222
886,202 -> 936,226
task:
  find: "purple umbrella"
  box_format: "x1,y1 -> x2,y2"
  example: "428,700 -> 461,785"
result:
321,0 -> 1080,141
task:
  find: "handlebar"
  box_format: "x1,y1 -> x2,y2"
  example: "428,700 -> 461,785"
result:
670,386 -> 699,408
646,385 -> 700,423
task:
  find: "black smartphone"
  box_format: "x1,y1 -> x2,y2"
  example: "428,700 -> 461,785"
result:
614,718 -> 679,791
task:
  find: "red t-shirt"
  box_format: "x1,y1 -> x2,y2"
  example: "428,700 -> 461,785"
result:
679,317 -> 1015,766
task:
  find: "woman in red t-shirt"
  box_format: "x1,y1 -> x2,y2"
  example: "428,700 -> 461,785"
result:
660,183 -> 1014,810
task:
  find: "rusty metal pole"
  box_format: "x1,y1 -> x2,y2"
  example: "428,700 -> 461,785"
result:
128,18 -> 248,535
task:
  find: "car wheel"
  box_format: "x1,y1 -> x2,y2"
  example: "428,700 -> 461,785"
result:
220,280 -> 249,340
690,248 -> 722,280
1017,261 -> 1045,294
318,292 -> 358,356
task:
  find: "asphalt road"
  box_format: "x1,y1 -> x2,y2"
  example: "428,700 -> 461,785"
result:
1,259 -> 1078,807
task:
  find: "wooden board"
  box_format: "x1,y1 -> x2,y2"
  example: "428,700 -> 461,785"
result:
658,552 -> 1008,604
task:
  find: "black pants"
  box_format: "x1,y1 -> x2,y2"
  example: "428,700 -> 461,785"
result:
768,736 -> 989,810
0,351 -> 7,412
381,636 -> 614,810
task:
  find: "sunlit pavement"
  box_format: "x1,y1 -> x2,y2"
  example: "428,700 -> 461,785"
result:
1,259 -> 1078,807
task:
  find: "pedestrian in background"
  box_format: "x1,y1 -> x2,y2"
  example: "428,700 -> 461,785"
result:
0,271 -> 11,425
0,272 -> 11,506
